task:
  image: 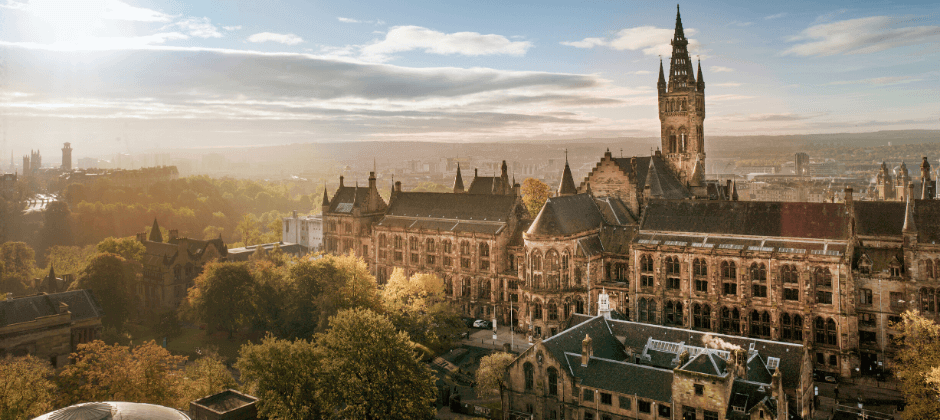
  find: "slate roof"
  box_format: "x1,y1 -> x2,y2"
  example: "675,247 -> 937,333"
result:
385,192 -> 517,222
564,353 -> 673,403
726,381 -> 777,420
327,186 -> 386,214
593,197 -> 636,225
558,162 -> 578,195
0,290 -> 103,327
641,199 -> 850,240
854,200 -> 940,243
611,156 -> 691,200
467,176 -> 509,195
608,320 -> 805,390
528,193 -> 605,237
681,351 -> 728,376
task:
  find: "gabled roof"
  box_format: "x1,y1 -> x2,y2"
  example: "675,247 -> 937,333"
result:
611,156 -> 691,199
467,176 -> 508,195
384,192 -> 517,222
641,199 -> 850,240
681,351 -> 728,377
564,353 -> 673,402
0,290 -> 103,327
527,193 -> 605,237
854,200 -> 940,242
726,380 -> 777,420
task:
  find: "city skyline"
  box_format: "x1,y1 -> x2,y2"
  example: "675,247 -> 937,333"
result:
0,0 -> 938,157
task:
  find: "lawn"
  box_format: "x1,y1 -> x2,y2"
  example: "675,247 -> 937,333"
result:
124,323 -> 256,363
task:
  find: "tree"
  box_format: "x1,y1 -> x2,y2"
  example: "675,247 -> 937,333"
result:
521,177 -> 550,218
382,269 -> 462,353
75,253 -> 135,330
181,352 -> 237,407
317,308 -> 436,420
236,334 -> 326,419
892,310 -> 940,420
40,200 -> 72,251
475,352 -> 515,397
42,244 -> 97,280
236,214 -> 261,246
96,236 -> 146,264
186,261 -> 255,337
0,242 -> 36,295
57,340 -> 187,408
0,355 -> 56,420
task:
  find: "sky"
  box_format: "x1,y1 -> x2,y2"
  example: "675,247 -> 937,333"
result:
0,0 -> 938,157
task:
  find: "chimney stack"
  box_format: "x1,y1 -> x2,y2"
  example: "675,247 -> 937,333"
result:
395,181 -> 402,192
169,229 -> 179,241
581,334 -> 593,367
844,186 -> 853,205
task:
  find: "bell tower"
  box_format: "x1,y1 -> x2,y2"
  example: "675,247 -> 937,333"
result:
658,5 -> 705,187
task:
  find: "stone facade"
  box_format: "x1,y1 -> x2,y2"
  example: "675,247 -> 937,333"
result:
0,290 -> 104,368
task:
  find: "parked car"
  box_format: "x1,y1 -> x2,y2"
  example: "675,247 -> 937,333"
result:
813,370 -> 838,384
472,320 -> 491,329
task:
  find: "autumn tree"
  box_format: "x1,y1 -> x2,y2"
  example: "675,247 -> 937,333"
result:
96,236 -> 146,264
382,269 -> 463,353
42,244 -> 97,280
180,352 -> 237,407
40,200 -> 72,252
0,241 -> 36,295
0,355 -> 56,420
236,213 -> 261,246
74,253 -> 135,330
892,310 -> 940,420
521,177 -> 550,218
236,334 -> 326,419
186,261 -> 256,337
476,352 -> 515,397
317,308 -> 436,420
57,340 -> 187,408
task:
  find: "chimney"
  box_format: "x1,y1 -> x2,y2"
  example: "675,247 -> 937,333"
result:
339,175 -> 344,188
5,293 -> 12,301
677,349 -> 690,367
732,348 -> 748,378
844,186 -> 853,205
395,181 -> 402,192
169,229 -> 179,241
581,334 -> 593,367
369,171 -> 377,190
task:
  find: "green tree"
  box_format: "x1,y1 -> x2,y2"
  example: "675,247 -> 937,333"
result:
75,253 -> 135,330
382,269 -> 462,353
285,254 -> 382,337
181,352 -> 237,407
521,177 -> 550,218
892,310 -> 940,420
236,214 -> 261,246
236,334 -> 326,419
0,242 -> 36,295
96,236 -> 146,264
0,355 -> 56,420
40,200 -> 73,251
41,245 -> 97,280
475,352 -> 515,397
317,308 -> 436,420
186,262 -> 255,337
57,340 -> 187,408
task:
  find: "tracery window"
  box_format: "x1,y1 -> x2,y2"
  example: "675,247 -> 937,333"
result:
721,307 -> 740,334
780,313 -> 803,342
750,310 -> 771,338
751,263 -> 767,298
665,300 -> 683,326
693,304 -> 711,330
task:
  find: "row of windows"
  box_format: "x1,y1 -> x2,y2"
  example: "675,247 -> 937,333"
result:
378,235 -> 486,256
639,255 -> 833,284
635,299 -> 818,342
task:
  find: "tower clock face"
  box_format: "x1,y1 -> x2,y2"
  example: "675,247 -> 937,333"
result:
537,351 -> 544,365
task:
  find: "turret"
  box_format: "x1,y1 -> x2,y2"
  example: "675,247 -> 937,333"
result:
557,152 -> 577,196
148,219 -> 163,242
453,163 -> 465,193
696,59 -> 705,92
321,184 -> 330,213
657,59 -> 666,94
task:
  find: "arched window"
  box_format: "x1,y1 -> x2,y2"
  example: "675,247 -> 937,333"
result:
378,234 -> 387,248
532,302 -> 543,320
815,267 -> 832,288
545,250 -> 559,289
665,256 -> 681,290
693,304 -> 711,330
927,260 -> 935,279
394,235 -> 403,249
647,300 -> 656,323
547,367 -> 558,396
781,313 -> 803,341
444,277 -> 453,296
548,302 -> 559,321
479,279 -> 490,300
639,298 -> 648,323
640,254 -> 655,288
693,258 -> 707,276
524,362 -> 534,390
531,252 -> 542,271
409,236 -> 419,251
751,263 -> 768,298
722,261 -> 737,296
922,288 -> 936,313
460,241 -> 471,255
665,301 -> 683,326
827,318 -> 837,345
562,251 -> 570,284
750,310 -> 771,338
815,317 -> 838,345
426,238 -> 435,252
462,278 -> 471,297
721,307 -> 740,334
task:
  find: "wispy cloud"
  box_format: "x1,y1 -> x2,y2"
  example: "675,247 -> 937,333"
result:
1,0 -> 173,22
826,75 -> 923,86
765,13 -> 787,20
710,66 -> 734,73
712,82 -> 742,87
338,17 -> 385,25
726,21 -> 753,27
248,32 -> 304,45
561,26 -> 701,56
172,17 -> 222,38
631,70 -> 652,75
338,17 -> 362,23
784,16 -> 940,56
360,26 -> 532,61
223,25 -> 242,31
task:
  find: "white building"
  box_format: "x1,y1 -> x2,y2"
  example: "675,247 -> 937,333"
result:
282,211 -> 323,252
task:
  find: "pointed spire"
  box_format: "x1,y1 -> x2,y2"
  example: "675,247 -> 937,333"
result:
731,180 -> 739,201
47,263 -> 56,281
644,158 -> 664,198
321,184 -> 330,207
690,156 -> 704,187
903,194 -> 916,233
658,59 -> 666,92
697,58 -> 705,91
675,4 -> 685,40
352,181 -> 359,206
148,218 -> 163,242
558,152 -> 577,196
453,163 -> 465,193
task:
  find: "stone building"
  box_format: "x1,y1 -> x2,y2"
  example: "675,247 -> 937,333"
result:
136,219 -> 227,314
321,172 -> 388,264
0,290 -> 103,368
502,295 -> 813,420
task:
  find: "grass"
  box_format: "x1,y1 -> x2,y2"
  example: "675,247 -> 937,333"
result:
124,323 -> 254,363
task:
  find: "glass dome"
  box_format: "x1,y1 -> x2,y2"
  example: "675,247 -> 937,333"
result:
33,402 -> 191,420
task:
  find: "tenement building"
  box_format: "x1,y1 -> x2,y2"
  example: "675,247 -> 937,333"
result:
317,7 -> 940,380
502,297 -> 813,420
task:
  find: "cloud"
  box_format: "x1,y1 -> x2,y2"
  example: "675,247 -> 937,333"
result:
726,21 -> 753,27
712,82 -> 741,87
562,26 -> 701,56
172,17 -> 222,38
632,70 -> 652,75
248,32 -> 304,45
223,25 -> 242,31
783,16 -> 940,56
2,0 -> 172,22
338,17 -> 361,23
360,26 -> 532,61
826,75 -> 922,86
710,66 -> 733,73
765,13 -> 787,20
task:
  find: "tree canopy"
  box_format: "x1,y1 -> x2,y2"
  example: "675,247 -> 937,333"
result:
892,310 -> 940,420
475,352 -> 515,397
382,269 -> 462,354
74,253 -> 136,330
186,261 -> 256,337
521,177 -> 550,218
0,355 -> 56,420
96,237 -> 146,264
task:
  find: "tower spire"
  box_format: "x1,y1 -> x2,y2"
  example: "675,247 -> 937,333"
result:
668,4 -> 695,91
658,58 -> 666,92
675,4 -> 685,40
558,152 -> 577,196
697,58 -> 704,91
453,163 -> 465,193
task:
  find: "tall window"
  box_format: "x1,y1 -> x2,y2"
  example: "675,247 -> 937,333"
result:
693,258 -> 708,293
547,367 -> 558,396
640,254 -> 654,288
410,236 -> 419,252
532,302 -> 542,320
443,240 -> 452,254
548,303 -> 558,321
922,288 -> 937,313
815,267 -> 832,288
815,317 -> 837,345
721,307 -> 740,334
782,265 -> 799,301
722,261 -> 737,296
750,311 -> 771,338
927,260 -> 935,279
665,300 -> 683,326
426,238 -> 435,253
780,313 -> 803,342
693,304 -> 711,330
639,298 -> 656,323
859,288 -> 873,306
479,279 -> 490,300
750,263 -> 767,298
524,362 -> 534,390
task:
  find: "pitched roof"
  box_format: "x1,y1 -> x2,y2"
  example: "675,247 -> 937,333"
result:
0,290 -> 103,327
149,219 -> 163,242
681,351 -> 728,376
327,186 -> 386,214
384,191 -> 517,222
611,156 -> 691,199
564,353 -> 673,402
558,161 -> 578,195
854,200 -> 940,242
641,199 -> 850,240
528,193 -> 605,237
467,176 -> 508,195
